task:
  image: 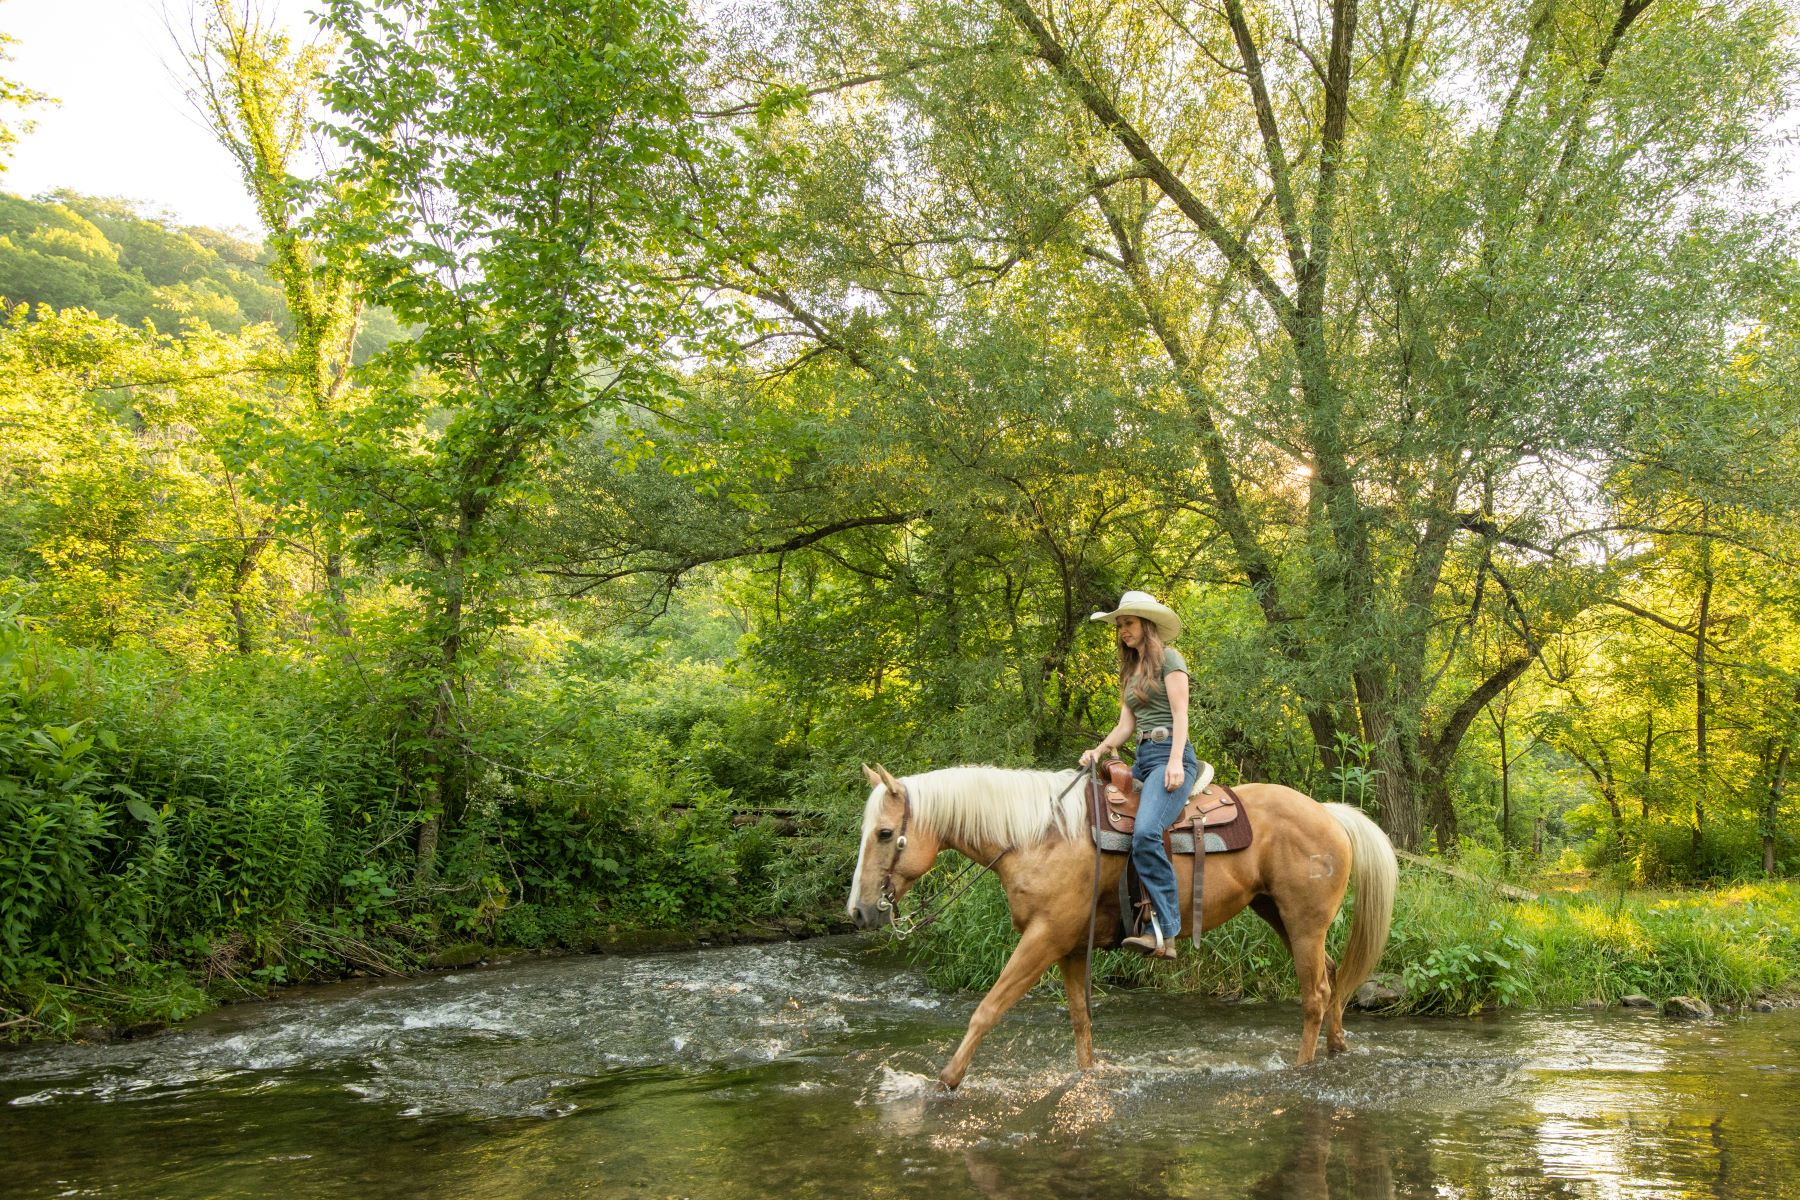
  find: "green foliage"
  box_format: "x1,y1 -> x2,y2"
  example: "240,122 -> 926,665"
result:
1400,926 -> 1536,1015
0,192 -> 280,335
0,588 -> 844,1037
1386,872 -> 1800,1013
654,0 -> 1800,861
0,594 -> 130,990
3,0 -> 1799,1044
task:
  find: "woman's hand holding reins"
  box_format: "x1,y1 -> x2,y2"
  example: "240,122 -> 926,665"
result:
1079,744 -> 1110,769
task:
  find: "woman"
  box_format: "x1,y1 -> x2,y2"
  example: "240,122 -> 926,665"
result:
1079,590 -> 1196,959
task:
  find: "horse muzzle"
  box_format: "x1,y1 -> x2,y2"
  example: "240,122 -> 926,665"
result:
851,901 -> 893,930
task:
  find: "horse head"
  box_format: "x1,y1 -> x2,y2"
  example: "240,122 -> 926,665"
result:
848,762 -> 942,929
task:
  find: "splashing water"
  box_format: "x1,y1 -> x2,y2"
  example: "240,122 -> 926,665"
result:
4,937 -> 1798,1199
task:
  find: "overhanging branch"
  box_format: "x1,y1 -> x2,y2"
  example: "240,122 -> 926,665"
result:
542,511 -> 923,597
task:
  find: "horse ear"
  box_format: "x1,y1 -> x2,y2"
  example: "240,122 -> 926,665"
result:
875,763 -> 903,797
861,763 -> 882,789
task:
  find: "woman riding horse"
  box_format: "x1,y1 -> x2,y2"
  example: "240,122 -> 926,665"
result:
1080,589 -> 1194,960
848,759 -> 1396,1090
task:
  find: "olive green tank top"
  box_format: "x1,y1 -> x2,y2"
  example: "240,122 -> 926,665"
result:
1124,646 -> 1188,736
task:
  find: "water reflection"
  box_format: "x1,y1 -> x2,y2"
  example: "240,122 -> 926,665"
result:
935,1099 -> 1404,1200
1244,1106 -> 1384,1200
2,940 -> 1798,1200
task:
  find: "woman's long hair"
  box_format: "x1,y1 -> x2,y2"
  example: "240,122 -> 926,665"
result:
1117,620 -> 1168,705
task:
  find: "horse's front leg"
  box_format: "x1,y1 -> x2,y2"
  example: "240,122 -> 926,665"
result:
1058,951 -> 1094,1069
938,924 -> 1064,1091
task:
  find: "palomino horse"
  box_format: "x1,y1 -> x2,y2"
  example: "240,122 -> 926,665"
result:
848,763 -> 1397,1091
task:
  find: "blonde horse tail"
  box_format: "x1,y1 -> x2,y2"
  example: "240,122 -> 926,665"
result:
1324,803 -> 1398,1011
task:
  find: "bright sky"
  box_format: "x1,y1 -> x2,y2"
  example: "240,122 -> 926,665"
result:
1,0 -> 1796,237
2,0 -> 321,232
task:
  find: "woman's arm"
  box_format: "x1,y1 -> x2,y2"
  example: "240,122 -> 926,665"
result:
1080,702 -> 1136,767
1164,671 -> 1190,790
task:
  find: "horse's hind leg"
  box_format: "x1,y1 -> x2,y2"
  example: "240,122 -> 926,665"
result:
1255,895 -> 1347,1056
1256,888 -> 1336,1067
939,924 -> 1062,1091
1057,951 -> 1094,1070
1323,957 -> 1348,1056
1289,925 -> 1333,1066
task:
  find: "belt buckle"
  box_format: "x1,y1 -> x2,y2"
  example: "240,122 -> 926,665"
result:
1148,726 -> 1171,743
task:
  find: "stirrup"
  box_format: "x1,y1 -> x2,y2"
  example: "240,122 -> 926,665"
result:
1122,915 -> 1176,960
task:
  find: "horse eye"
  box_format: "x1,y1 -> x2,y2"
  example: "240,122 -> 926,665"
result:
877,828 -> 893,842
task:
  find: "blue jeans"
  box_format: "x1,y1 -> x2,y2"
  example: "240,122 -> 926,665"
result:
1131,741 -> 1199,940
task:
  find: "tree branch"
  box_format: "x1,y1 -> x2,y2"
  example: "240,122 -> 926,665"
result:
1297,0 -> 1358,321
693,44 -> 1014,117
994,0 -> 1299,333
543,512 -> 922,596
1223,0 -> 1306,269
1427,654 -> 1536,770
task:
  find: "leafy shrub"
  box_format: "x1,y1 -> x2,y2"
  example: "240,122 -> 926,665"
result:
1400,923 -> 1535,1014
0,595 -> 134,990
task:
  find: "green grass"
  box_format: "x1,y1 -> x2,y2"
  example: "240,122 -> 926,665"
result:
898,857 -> 1800,1015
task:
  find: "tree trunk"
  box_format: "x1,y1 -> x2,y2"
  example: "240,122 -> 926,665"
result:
1419,657 -> 1533,855
1768,739 -> 1790,878
1498,707 -> 1511,850
322,544 -> 353,641
416,542 -> 469,883
1604,771 -> 1623,852
1419,755 -> 1459,852
414,814 -> 441,883
227,520 -> 276,655
1359,688 -> 1424,851
1693,518 -> 1712,857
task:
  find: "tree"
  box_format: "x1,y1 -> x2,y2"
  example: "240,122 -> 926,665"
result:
187,2 -> 370,647
311,0 -> 732,873
664,0 -> 1796,849
0,305 -> 291,652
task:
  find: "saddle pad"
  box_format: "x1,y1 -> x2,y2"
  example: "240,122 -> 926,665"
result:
1093,784 -> 1254,855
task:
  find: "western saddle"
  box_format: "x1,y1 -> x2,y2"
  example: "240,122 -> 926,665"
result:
1087,758 -> 1254,947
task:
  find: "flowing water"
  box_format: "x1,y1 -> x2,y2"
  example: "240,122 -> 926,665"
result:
4,937 -> 1797,1199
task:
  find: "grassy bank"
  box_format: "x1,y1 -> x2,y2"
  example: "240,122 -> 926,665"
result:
901,864 -> 1800,1014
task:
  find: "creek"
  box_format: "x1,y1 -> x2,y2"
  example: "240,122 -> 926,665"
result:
4,937 -> 1797,1198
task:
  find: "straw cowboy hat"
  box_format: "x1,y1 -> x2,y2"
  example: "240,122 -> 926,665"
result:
1090,590 -> 1183,641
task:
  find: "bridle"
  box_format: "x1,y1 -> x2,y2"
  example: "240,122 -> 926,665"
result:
872,785 -> 914,921
875,782 -> 1008,939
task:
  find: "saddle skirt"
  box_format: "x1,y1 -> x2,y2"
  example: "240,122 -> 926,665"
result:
1088,759 -> 1253,855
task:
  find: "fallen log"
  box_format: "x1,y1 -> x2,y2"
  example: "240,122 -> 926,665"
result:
1393,848 -> 1539,902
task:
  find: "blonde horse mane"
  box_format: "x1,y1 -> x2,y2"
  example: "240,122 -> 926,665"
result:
862,766 -> 1089,852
